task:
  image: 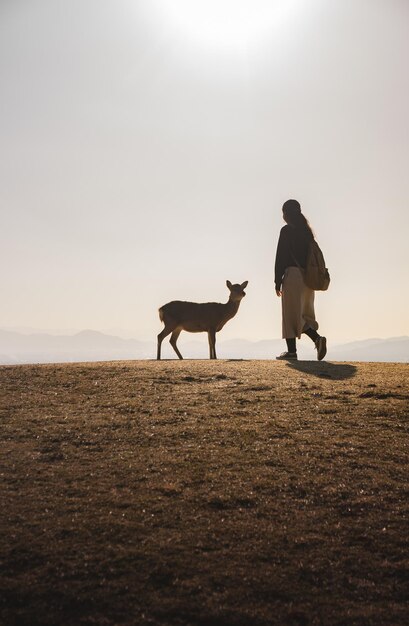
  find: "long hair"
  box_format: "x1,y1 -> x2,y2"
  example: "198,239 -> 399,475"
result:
282,199 -> 314,238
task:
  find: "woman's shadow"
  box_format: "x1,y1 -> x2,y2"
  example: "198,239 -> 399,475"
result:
286,360 -> 357,380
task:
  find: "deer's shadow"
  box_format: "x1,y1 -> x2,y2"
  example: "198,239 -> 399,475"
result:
286,360 -> 357,380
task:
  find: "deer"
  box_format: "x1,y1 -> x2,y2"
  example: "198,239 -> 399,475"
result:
157,280 -> 248,360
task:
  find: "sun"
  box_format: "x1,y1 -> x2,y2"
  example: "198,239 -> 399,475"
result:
148,0 -> 301,55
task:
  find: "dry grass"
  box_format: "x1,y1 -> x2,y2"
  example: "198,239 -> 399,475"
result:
0,359 -> 408,625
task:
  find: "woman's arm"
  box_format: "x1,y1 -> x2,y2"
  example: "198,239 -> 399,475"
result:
274,226 -> 289,293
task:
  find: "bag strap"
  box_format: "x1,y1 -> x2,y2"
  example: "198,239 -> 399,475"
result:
289,231 -> 315,270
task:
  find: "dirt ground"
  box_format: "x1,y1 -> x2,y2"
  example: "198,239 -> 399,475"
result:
0,359 -> 408,626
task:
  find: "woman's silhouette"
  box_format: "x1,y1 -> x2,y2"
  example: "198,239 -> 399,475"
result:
274,199 -> 327,360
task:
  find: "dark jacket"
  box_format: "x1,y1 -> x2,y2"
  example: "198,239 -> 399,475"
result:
274,224 -> 313,290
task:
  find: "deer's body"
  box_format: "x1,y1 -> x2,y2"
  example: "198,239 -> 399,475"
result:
157,281 -> 248,360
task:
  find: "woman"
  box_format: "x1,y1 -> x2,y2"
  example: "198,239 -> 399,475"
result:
274,199 -> 327,361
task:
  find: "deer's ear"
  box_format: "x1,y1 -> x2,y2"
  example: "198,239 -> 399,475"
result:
241,281 -> 248,289
226,280 -> 232,290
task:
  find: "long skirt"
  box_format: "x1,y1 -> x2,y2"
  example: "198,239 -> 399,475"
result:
281,266 -> 319,339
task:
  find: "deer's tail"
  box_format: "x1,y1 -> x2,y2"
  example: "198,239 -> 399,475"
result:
158,307 -> 164,323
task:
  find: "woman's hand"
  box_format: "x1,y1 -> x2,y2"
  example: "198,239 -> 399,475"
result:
276,289 -> 282,297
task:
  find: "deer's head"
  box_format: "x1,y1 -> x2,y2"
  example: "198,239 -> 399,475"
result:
226,280 -> 248,302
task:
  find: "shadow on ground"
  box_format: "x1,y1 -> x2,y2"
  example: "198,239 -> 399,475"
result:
286,360 -> 357,380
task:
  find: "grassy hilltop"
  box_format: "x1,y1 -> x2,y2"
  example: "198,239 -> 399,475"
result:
0,360 -> 408,626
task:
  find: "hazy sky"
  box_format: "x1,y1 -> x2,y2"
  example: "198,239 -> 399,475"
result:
1,0 -> 408,343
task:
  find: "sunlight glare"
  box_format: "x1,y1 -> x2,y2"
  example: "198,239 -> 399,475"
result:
149,0 -> 301,54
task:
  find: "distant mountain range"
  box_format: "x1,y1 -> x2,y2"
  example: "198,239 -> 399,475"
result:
0,329 -> 408,365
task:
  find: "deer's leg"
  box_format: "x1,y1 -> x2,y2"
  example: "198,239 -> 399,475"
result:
170,328 -> 183,360
208,329 -> 217,360
157,326 -> 173,360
